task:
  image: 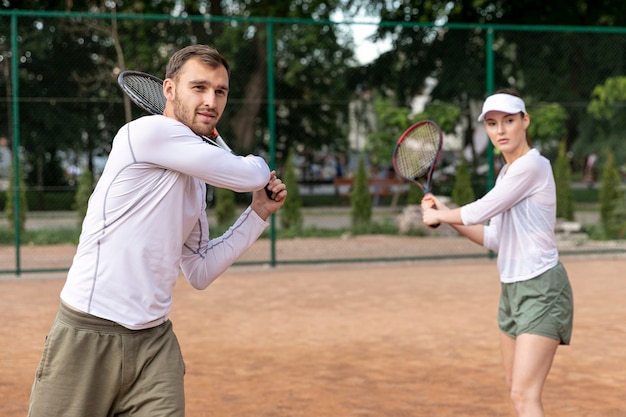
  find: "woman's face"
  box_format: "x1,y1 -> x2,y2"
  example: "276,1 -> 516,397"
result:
483,111 -> 530,159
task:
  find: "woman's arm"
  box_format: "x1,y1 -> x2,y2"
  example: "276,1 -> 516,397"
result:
422,195 -> 485,246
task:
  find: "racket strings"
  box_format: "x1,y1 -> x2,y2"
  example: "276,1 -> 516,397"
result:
123,74 -> 166,114
395,125 -> 441,179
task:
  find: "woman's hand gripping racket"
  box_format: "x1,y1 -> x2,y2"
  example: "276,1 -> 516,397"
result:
117,70 -> 274,199
392,120 -> 444,228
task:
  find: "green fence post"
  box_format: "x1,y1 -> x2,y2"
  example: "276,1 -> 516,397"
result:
266,21 -> 277,267
485,27 -> 495,190
11,12 -> 22,276
485,27 -> 495,260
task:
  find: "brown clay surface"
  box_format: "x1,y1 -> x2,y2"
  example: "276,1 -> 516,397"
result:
1,242 -> 626,416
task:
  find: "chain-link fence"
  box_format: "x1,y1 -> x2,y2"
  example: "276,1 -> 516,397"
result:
1,10 -> 625,274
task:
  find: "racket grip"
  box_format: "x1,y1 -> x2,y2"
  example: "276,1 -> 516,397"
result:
264,184 -> 274,200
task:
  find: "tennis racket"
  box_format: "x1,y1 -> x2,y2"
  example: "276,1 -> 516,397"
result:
117,70 -> 234,152
392,120 -> 444,228
117,70 -> 274,199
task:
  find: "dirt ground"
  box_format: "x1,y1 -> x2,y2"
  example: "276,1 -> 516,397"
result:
1,243 -> 626,416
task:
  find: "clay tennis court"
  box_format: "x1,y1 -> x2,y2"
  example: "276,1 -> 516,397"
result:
1,241 -> 626,416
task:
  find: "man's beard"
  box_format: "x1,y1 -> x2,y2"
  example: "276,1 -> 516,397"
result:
172,96 -> 214,138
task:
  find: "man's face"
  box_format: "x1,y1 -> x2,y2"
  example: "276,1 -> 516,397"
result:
163,57 -> 229,138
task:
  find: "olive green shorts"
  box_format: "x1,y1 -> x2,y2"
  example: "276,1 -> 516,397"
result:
28,302 -> 186,417
498,262 -> 574,345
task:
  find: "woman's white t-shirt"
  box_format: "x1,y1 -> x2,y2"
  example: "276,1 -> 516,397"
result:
460,149 -> 559,283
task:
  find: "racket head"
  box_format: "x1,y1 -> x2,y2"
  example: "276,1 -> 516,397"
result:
392,120 -> 443,194
117,70 -> 166,115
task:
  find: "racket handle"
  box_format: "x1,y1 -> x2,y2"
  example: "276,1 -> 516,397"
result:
264,184 -> 274,200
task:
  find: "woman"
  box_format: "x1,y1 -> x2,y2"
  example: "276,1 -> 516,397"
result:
422,90 -> 573,417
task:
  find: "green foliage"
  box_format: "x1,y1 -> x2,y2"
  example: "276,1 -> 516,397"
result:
572,188 -> 598,204
581,76 -> 626,166
415,101 -> 462,134
215,187 -> 237,226
527,103 -> 568,139
73,168 -> 94,225
554,141 -> 575,220
598,148 -> 626,239
451,155 -> 475,207
367,95 -> 462,167
0,227 -> 80,246
0,217 -> 429,247
350,157 -> 372,230
4,159 -> 28,232
587,76 -> 626,120
366,96 -> 412,166
279,149 -> 303,231
526,103 -> 568,160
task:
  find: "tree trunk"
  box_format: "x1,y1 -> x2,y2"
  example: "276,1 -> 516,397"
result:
230,36 -> 267,152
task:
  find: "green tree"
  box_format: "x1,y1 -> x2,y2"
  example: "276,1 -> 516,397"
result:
367,95 -> 461,168
279,149 -> 303,231
361,0 -> 626,173
554,141 -> 575,221
199,0 -> 355,155
526,103 -> 569,161
73,167 -> 94,225
451,154 -> 475,207
598,148 -> 625,239
4,159 -> 28,232
215,187 -> 237,226
350,156 -> 372,230
583,76 -> 626,165
366,95 -> 412,167
4,2 -> 357,212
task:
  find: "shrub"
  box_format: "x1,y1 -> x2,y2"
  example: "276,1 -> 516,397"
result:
73,167 -> 94,225
599,148 -> 625,238
451,154 -> 475,207
279,148 -> 303,230
4,158 -> 28,232
554,141 -> 575,220
350,156 -> 372,230
215,187 -> 236,226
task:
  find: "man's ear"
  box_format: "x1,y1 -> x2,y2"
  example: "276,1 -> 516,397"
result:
162,78 -> 174,100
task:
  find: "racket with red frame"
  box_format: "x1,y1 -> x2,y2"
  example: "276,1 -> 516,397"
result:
392,120 -> 444,228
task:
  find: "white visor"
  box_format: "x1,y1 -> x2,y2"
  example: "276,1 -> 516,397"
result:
477,93 -> 526,122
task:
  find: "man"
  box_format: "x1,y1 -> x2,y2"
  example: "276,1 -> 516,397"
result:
27,44 -> 287,417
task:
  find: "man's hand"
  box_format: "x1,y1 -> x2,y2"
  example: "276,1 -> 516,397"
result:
251,171 -> 287,220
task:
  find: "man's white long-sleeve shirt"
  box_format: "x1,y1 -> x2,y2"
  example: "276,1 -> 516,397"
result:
460,149 -> 559,283
61,115 -> 271,329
